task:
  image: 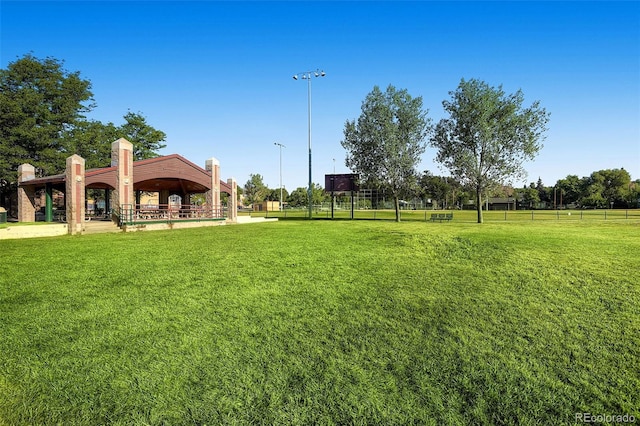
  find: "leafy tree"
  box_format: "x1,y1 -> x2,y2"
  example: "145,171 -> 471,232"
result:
286,185 -> 327,208
581,168 -> 631,208
419,171 -> 450,209
311,183 -> 329,205
265,187 -> 289,202
65,113 -> 165,167
0,54 -> 94,182
555,175 -> 582,207
243,174 -> 268,206
287,187 -> 308,208
599,168 -> 631,208
265,189 -> 277,201
64,120 -> 119,169
454,187 -> 473,209
431,78 -> 549,223
535,177 -> 551,204
518,186 -> 540,209
119,111 -> 166,160
0,54 -> 167,209
629,180 -> 640,208
341,85 -> 431,222
580,183 -> 607,208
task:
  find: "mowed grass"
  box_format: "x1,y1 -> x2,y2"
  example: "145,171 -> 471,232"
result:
0,220 -> 639,425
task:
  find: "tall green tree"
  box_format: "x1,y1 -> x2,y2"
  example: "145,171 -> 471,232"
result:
285,185 -> 327,207
64,113 -> 166,168
119,111 -> 166,160
580,168 -> 631,208
0,54 -> 95,181
287,187 -> 308,208
555,175 -> 583,207
535,177 -> 552,204
518,186 -> 540,209
580,176 -> 606,208
431,78 -> 549,223
341,85 -> 431,222
311,183 -> 329,205
0,54 -> 167,210
630,180 -> 640,208
419,171 -> 450,209
266,188 -> 289,202
64,120 -> 119,169
243,174 -> 268,207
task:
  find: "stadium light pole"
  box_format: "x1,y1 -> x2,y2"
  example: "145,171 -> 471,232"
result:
274,142 -> 286,211
293,69 -> 325,219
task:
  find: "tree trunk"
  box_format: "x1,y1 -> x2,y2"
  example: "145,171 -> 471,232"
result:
394,195 -> 401,222
476,187 -> 483,223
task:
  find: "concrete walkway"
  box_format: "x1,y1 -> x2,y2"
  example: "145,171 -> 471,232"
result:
0,216 -> 278,240
0,223 -> 68,240
235,216 -> 278,224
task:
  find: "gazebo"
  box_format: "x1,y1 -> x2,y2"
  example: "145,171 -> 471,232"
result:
17,138 -> 238,234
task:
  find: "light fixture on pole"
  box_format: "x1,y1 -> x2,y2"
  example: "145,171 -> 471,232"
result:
274,142 -> 286,211
292,69 -> 326,219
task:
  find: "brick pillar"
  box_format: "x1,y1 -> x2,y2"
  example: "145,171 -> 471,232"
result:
111,138 -> 134,220
227,178 -> 237,222
65,155 -> 85,235
17,164 -> 36,222
205,158 -> 220,218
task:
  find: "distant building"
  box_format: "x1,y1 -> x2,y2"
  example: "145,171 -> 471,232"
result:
463,197 -> 518,210
253,201 -> 280,212
488,197 -> 517,210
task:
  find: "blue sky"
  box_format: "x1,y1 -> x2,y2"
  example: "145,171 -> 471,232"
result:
2,1 -> 639,191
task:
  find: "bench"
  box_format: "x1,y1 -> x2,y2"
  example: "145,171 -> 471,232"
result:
430,213 -> 453,222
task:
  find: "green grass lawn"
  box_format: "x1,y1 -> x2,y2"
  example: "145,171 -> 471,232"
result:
1,220 -> 639,425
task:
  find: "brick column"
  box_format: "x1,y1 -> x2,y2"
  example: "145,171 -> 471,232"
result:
205,158 -> 220,218
65,154 -> 85,235
227,178 -> 237,222
17,164 -> 36,222
111,138 -> 134,220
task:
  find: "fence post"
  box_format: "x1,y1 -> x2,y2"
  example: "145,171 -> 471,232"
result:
531,211 -> 534,221
605,210 -> 607,220
504,211 -> 507,221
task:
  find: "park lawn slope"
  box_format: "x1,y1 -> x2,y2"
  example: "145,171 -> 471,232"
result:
0,220 -> 638,424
